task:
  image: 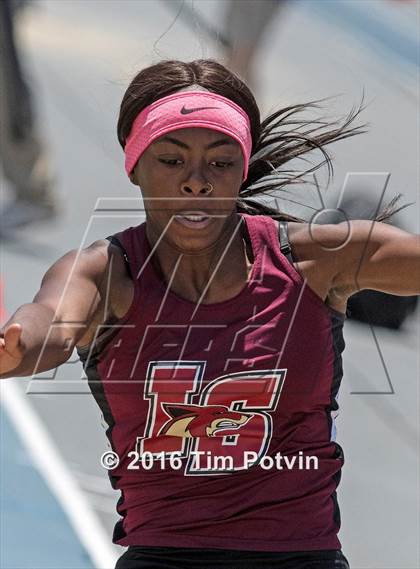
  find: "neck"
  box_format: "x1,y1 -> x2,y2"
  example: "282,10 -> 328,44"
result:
146,214 -> 253,304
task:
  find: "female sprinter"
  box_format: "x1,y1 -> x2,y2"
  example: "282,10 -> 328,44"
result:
1,60 -> 419,569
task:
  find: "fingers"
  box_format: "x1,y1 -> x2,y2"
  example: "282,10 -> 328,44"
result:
0,324 -> 24,376
4,323 -> 22,353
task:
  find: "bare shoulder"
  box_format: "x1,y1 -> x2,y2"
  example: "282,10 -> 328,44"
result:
75,238 -> 134,347
287,220 -> 360,258
75,239 -> 112,276
79,238 -> 125,276
287,219 -> 408,251
286,221 -> 341,273
35,238 -> 134,349
68,237 -> 131,282
34,239 -> 110,307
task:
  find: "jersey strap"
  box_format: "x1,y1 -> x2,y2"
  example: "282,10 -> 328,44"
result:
106,235 -> 130,271
277,221 -> 294,265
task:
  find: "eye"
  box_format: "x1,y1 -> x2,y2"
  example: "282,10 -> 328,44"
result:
211,161 -> 234,168
158,158 -> 182,166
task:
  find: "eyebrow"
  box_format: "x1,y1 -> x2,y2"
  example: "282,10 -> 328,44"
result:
155,135 -> 237,150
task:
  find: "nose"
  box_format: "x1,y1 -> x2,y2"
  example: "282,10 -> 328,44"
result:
180,180 -> 213,197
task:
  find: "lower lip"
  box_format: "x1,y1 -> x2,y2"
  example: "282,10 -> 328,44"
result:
175,216 -> 212,229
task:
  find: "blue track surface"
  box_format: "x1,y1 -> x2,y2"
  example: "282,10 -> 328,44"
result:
0,408 -> 94,569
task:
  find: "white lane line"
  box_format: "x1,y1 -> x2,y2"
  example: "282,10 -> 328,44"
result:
71,467 -> 120,496
0,380 -> 119,569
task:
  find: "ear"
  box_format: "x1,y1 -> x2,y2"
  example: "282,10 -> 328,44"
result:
161,403 -> 197,418
128,171 -> 138,186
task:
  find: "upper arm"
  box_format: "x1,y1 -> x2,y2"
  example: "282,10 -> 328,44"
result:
32,241 -> 110,344
292,220 -> 420,297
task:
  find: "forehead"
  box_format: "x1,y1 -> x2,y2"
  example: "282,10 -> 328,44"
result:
151,127 -> 241,150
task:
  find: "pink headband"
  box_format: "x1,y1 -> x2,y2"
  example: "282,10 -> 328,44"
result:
124,91 -> 252,181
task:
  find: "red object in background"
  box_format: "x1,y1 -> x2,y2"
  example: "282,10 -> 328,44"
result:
0,277 -> 7,325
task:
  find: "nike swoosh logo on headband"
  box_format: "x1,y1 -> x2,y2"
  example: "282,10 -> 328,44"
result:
180,105 -> 219,114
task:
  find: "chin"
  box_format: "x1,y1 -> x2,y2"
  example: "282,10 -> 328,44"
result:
167,222 -> 225,254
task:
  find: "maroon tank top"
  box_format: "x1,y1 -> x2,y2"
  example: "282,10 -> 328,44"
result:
77,213 -> 346,552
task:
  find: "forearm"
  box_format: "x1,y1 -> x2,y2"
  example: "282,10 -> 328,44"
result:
0,303 -> 75,379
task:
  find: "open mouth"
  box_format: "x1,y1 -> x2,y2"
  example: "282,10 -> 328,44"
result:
178,214 -> 208,222
174,211 -> 212,229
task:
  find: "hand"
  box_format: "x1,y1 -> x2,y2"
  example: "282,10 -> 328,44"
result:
0,324 -> 25,376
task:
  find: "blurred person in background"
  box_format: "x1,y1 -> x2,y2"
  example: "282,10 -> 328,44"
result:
224,0 -> 286,92
223,0 -> 414,94
0,0 -> 57,234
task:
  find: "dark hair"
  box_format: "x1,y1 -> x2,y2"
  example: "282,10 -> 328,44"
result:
118,59 -> 408,223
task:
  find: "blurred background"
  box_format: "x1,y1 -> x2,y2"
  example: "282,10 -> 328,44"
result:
0,1 -> 419,568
